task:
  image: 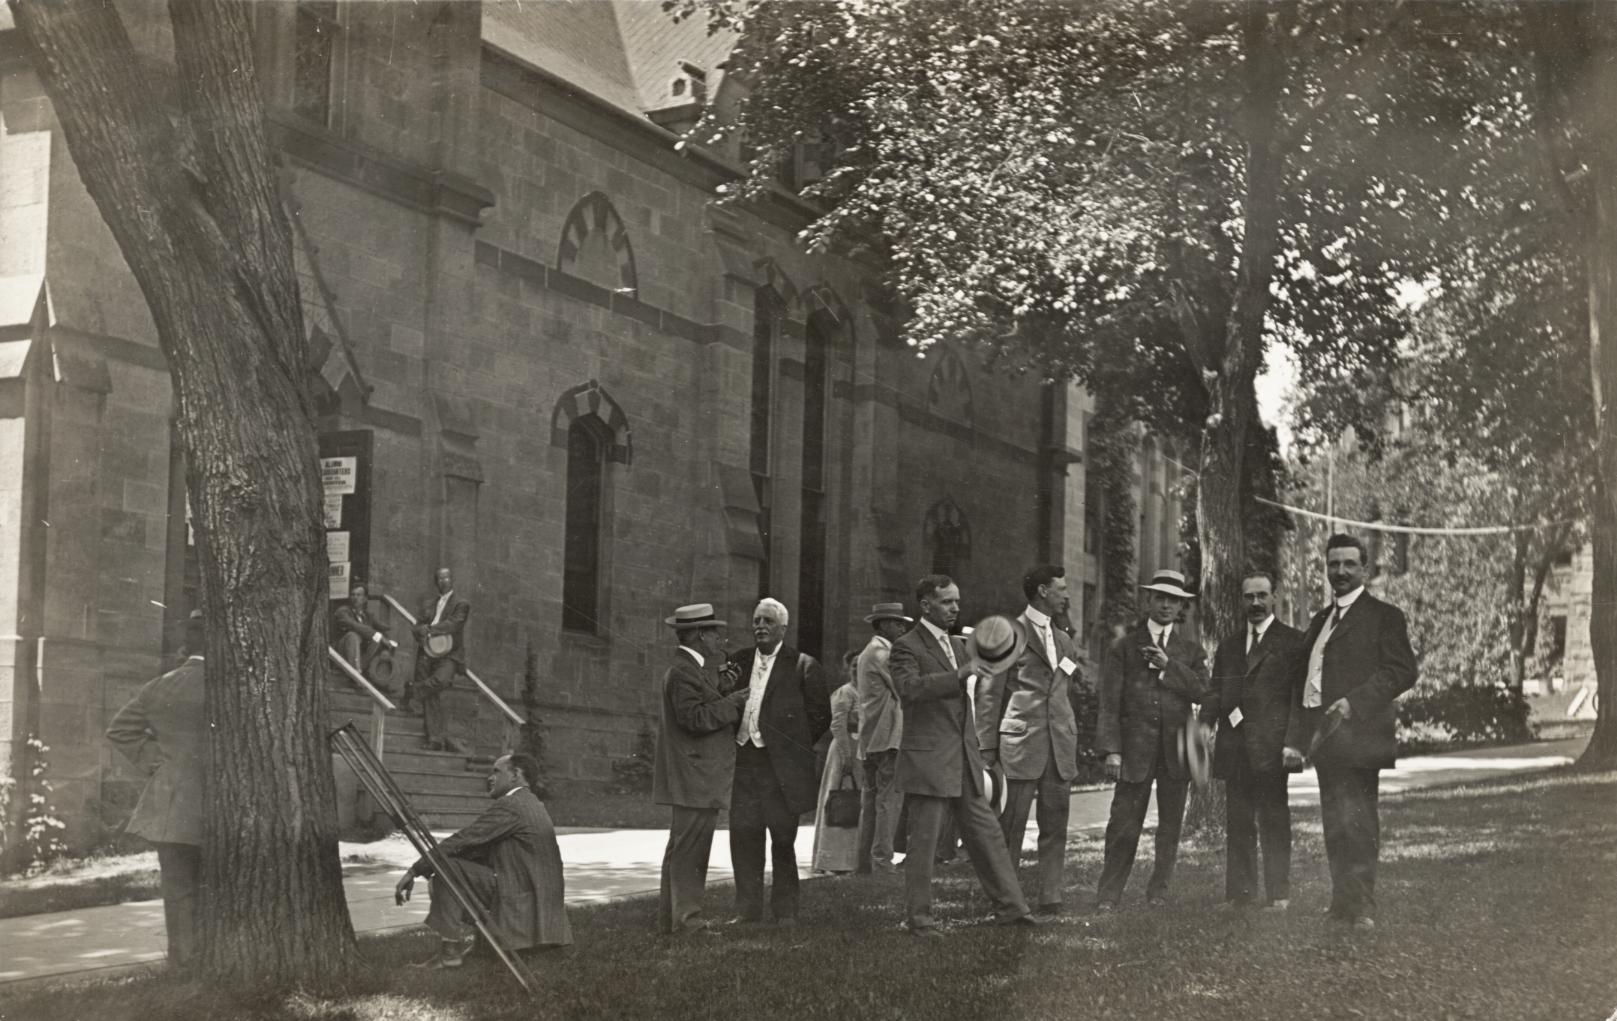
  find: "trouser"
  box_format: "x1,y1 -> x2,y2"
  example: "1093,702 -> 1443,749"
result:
857,749 -> 904,871
338,632 -> 392,690
658,805 -> 718,933
1096,744 -> 1188,905
729,743 -> 801,920
902,760 -> 1030,929
1000,756 -> 1071,909
408,656 -> 456,743
1317,765 -> 1381,919
156,842 -> 203,966
425,857 -> 495,941
1225,759 -> 1292,904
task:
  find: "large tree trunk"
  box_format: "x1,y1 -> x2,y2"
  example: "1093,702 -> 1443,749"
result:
11,0 -> 356,984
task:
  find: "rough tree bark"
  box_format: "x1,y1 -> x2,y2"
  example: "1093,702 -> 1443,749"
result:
1526,1 -> 1617,769
10,0 -> 356,983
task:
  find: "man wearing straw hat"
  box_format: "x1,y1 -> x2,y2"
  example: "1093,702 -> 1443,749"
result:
854,602 -> 914,873
890,575 -> 1035,936
1094,568 -> 1211,911
653,603 -> 751,935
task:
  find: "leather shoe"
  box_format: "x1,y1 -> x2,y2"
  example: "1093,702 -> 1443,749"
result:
1351,916 -> 1376,931
411,936 -> 475,969
997,912 -> 1038,927
1036,903 -> 1065,917
420,739 -> 445,752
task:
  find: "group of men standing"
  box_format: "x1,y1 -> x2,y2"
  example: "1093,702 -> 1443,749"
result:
651,531 -> 1417,938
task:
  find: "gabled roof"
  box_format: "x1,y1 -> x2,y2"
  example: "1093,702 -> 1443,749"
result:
481,0 -> 737,118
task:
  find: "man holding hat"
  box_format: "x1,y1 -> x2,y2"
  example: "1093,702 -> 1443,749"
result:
1095,568 -> 1211,910
855,602 -> 913,873
890,575 -> 1034,936
653,603 -> 750,935
978,565 -> 1082,915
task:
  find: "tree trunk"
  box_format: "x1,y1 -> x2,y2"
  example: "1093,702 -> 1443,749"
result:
1506,530 -> 1530,690
1585,481 -> 1617,767
11,0 -> 356,984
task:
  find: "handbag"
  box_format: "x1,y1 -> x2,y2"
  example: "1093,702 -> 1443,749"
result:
823,771 -> 861,828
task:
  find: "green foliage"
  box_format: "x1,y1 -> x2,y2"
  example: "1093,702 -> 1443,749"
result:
608,723 -> 658,797
1398,684 -> 1533,752
1088,396 -> 1139,628
20,737 -> 68,875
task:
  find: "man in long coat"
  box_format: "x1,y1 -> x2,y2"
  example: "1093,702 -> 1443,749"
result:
394,752 -> 570,966
653,603 -> 750,934
1095,569 -> 1211,910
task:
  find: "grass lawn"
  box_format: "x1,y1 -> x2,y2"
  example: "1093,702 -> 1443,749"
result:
5,768 -> 1615,1021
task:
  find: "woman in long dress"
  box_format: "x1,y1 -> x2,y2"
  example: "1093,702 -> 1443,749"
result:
812,658 -> 864,873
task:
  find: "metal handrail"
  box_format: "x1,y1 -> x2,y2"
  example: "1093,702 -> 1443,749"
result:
327,646 -> 393,756
382,593 -> 526,726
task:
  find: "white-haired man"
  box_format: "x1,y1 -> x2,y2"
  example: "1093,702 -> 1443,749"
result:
726,597 -> 830,926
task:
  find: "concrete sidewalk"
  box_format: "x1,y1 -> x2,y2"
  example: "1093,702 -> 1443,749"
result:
0,735 -> 1588,988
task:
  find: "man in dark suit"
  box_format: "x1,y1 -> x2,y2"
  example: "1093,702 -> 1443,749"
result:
855,602 -> 913,874
727,597 -> 830,926
978,565 -> 1081,915
333,582 -> 398,691
653,603 -> 751,935
404,566 -> 470,752
394,752 -> 571,967
1095,568 -> 1211,910
107,611 -> 208,967
891,574 -> 1033,936
1200,570 -> 1306,910
1291,534 -> 1418,931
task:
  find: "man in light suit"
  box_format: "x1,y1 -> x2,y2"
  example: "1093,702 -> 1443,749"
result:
653,603 -> 750,935
1290,534 -> 1417,930
107,611 -> 208,967
726,598 -> 830,926
978,565 -> 1081,915
1200,570 -> 1307,910
891,574 -> 1034,936
405,566 -> 470,752
855,602 -> 912,874
1095,568 -> 1211,910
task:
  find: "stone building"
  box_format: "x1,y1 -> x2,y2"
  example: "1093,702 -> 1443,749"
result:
0,1 -> 1185,847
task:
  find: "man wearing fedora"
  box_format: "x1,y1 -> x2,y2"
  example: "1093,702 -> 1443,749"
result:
653,603 -> 751,935
726,598 -> 830,927
978,565 -> 1081,915
890,575 -> 1034,936
855,602 -> 913,873
1095,568 -> 1211,910
1292,534 -> 1417,930
1200,570 -> 1307,911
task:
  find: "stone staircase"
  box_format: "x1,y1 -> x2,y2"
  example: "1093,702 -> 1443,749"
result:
326,684 -> 490,831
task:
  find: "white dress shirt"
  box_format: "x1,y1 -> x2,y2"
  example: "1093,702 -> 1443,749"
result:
1304,586 -> 1364,708
1247,614 -> 1275,655
738,642 -> 780,747
1025,605 -> 1058,666
1147,620 -> 1171,671
680,646 -> 706,669
431,589 -> 454,626
921,618 -> 957,670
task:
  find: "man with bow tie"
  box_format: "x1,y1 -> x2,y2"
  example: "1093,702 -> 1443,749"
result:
1094,568 -> 1211,911
1293,534 -> 1417,931
1200,570 -> 1306,911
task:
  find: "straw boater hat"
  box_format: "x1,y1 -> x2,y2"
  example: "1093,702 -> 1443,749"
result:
1140,569 -> 1196,600
966,615 -> 1028,676
863,602 -> 913,624
664,603 -> 725,630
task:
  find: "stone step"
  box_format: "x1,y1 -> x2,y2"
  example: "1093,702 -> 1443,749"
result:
331,708 -> 425,739
405,792 -> 497,815
420,809 -> 487,831
390,769 -> 488,797
381,747 -> 481,774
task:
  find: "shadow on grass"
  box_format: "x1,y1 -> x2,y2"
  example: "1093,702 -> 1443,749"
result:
5,768 -> 1615,1021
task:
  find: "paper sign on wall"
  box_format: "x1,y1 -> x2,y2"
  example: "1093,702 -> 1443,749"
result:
329,560 -> 351,600
326,530 -> 351,563
321,457 -> 357,495
323,495 -> 343,528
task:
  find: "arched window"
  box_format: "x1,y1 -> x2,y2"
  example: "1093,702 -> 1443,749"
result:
563,416 -> 612,633
557,192 -> 638,296
925,498 -> 972,579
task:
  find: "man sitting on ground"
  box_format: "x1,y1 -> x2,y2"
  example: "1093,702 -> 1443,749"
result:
394,752 -> 571,967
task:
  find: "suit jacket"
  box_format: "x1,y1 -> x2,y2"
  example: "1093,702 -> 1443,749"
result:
106,657 -> 208,845
1200,620 -> 1307,777
653,649 -> 747,808
728,644 -> 831,814
890,625 -> 985,799
1096,622 -> 1211,783
333,604 -> 390,644
977,612 -> 1080,782
856,634 -> 902,757
1296,592 -> 1418,770
416,786 -> 572,948
418,591 -> 470,666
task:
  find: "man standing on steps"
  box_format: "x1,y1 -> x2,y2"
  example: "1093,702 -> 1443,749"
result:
726,598 -> 830,927
654,603 -> 750,935
978,565 -> 1081,915
1293,534 -> 1417,931
1201,570 -> 1306,911
1094,568 -> 1210,911
106,610 -> 208,969
404,566 -> 469,753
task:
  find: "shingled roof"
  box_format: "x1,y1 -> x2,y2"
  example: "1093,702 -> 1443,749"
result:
482,0 -> 737,119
